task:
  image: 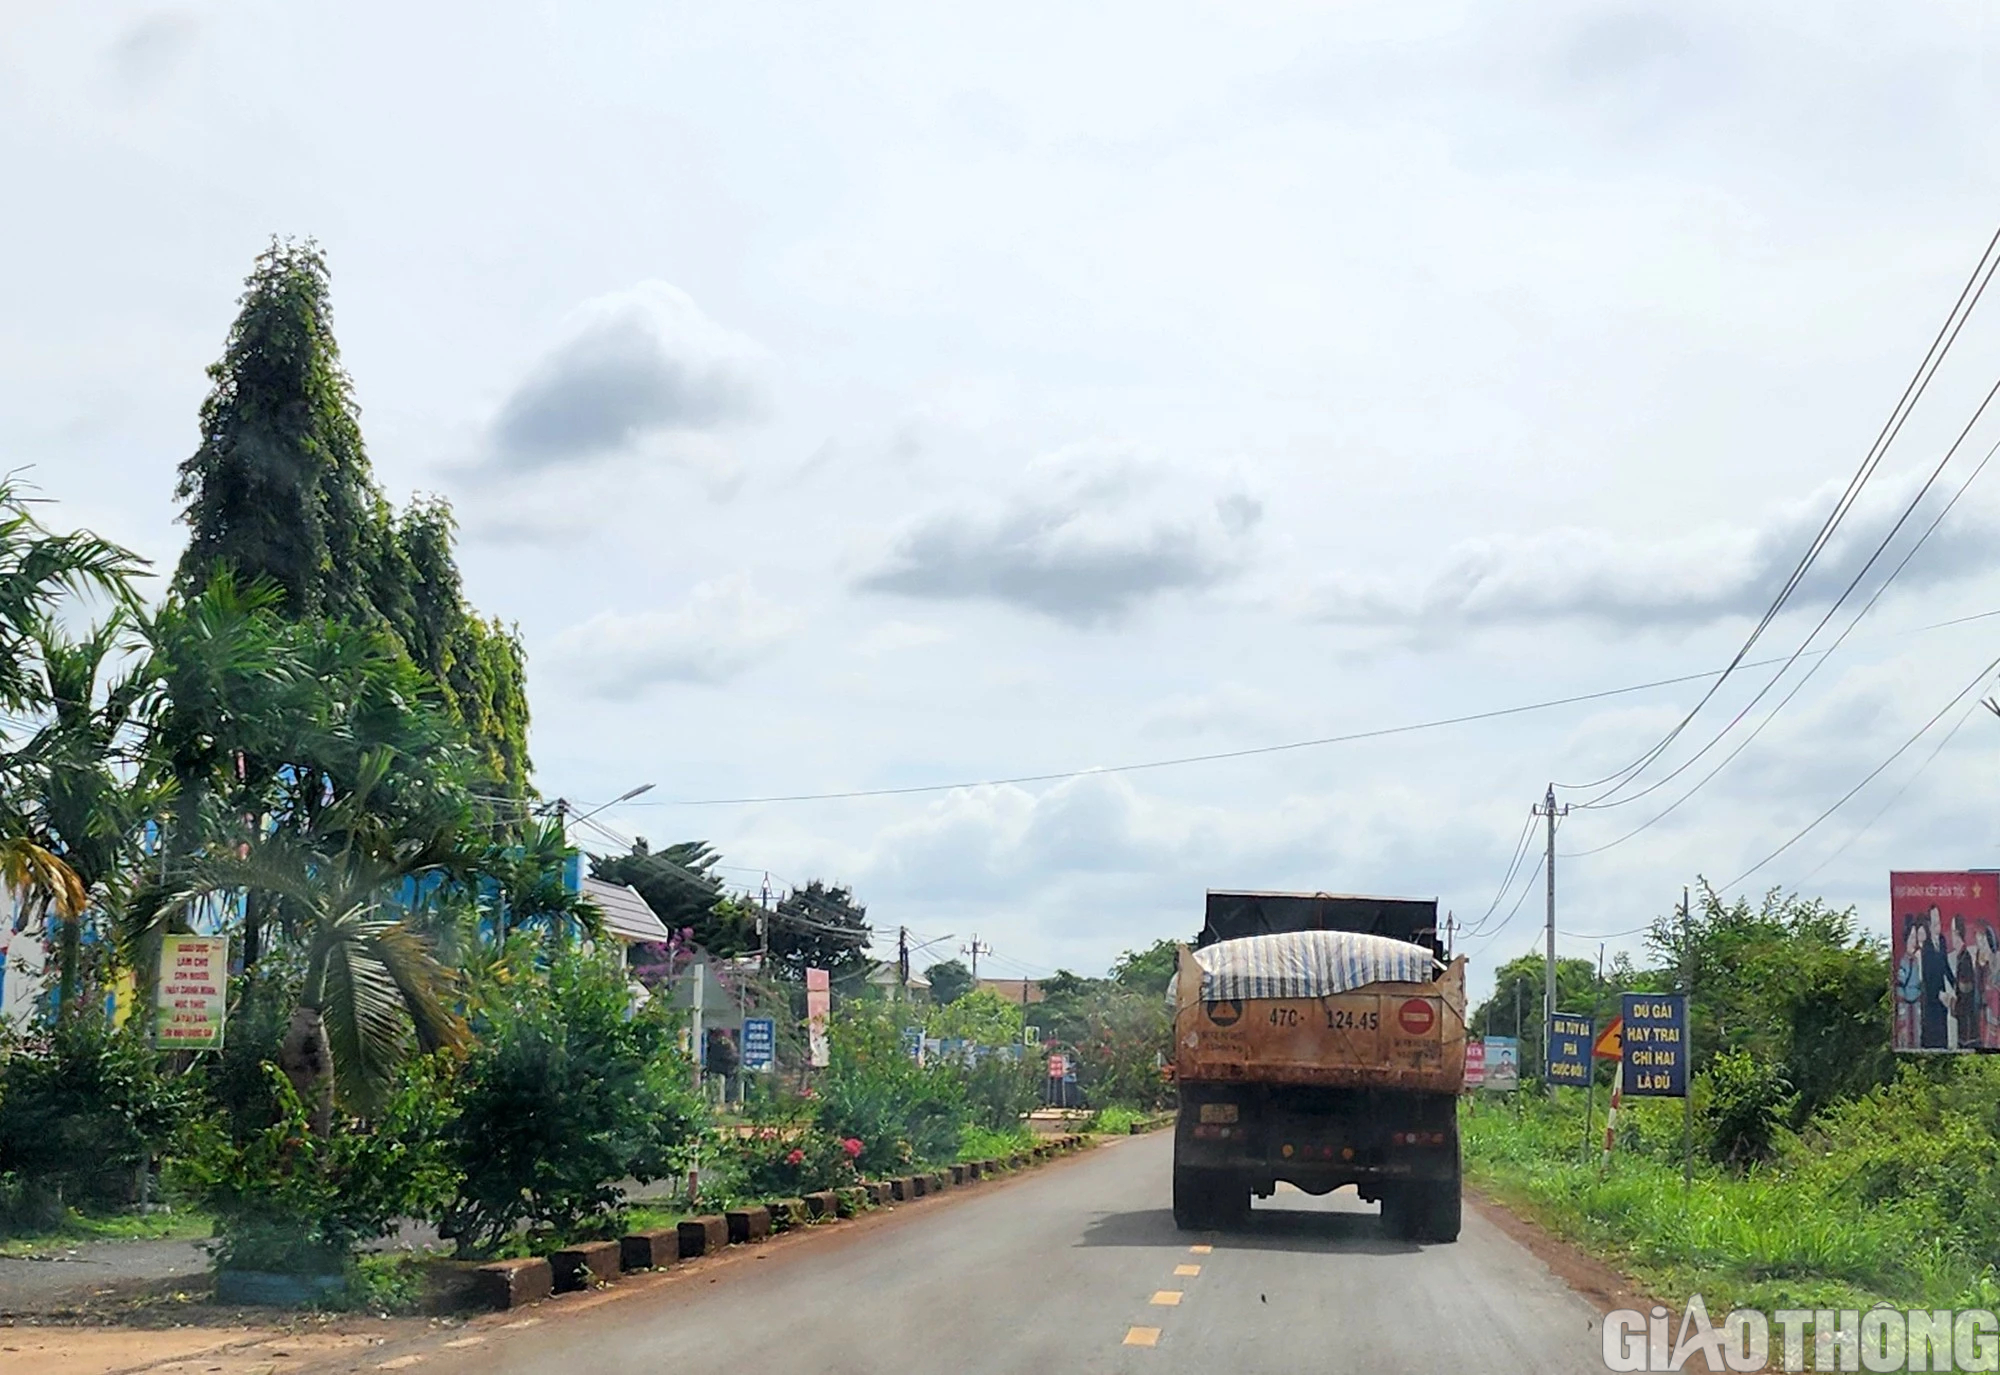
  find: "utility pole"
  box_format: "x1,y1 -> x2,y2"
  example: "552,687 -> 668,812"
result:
898,926 -> 910,1000
1533,783 -> 1569,1096
1682,884 -> 1694,1195
963,936 -> 992,982
757,874 -> 773,971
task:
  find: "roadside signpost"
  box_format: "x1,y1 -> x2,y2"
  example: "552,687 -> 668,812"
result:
1463,1038 -> 1486,1091
741,1016 -> 776,1072
157,934 -> 228,1050
805,967 -> 831,1068
1620,994 -> 1688,1097
1546,1013 -> 1592,1087
1482,1036 -> 1519,1092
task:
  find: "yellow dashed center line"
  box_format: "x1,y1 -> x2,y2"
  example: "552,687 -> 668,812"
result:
1150,1290 -> 1183,1306
1174,1264 -> 1201,1276
1188,1243 -> 1212,1254
1125,1327 -> 1161,1347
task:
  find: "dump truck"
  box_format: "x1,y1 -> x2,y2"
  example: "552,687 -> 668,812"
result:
1171,890 -> 1466,1241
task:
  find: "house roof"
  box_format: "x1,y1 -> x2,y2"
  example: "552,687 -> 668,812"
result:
581,877 -> 673,945
866,961 -> 930,990
978,977 -> 1044,1005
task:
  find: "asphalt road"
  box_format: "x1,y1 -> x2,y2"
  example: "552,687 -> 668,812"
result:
407,1130 -> 1609,1375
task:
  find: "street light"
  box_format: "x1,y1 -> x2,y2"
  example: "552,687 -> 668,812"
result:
565,783 -> 656,829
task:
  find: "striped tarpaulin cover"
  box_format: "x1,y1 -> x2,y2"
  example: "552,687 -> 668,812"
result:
1195,929 -> 1438,1002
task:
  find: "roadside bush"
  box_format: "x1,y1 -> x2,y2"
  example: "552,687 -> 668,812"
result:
438,944 -> 705,1256
1699,1048 -> 1794,1169
171,1060 -> 456,1275
958,1049 -> 1039,1131
0,1012 -> 200,1227
201,959 -> 302,1142
1074,991 -> 1174,1110
815,1005 -> 967,1173
722,1126 -> 862,1197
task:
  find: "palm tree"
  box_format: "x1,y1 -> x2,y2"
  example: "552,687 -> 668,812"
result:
183,752 -> 471,1131
15,614 -> 159,1014
484,815 -> 601,944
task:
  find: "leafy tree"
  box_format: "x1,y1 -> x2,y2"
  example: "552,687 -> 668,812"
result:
924,958 -> 973,1005
925,988 -> 1024,1046
768,880 -> 870,983
172,242 -> 531,796
1109,939 -> 1180,997
483,816 -> 601,944
590,838 -> 754,956
173,239 -> 386,624
0,476 -> 144,715
0,1012 -> 200,1221
1648,882 -> 1891,1124
175,751 -> 471,1130
16,614 -> 156,1014
440,944 -> 703,1255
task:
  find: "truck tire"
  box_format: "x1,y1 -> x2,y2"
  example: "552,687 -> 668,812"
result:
1173,1168 -> 1248,1230
1172,1166 -> 1213,1230
1419,1174 -> 1462,1243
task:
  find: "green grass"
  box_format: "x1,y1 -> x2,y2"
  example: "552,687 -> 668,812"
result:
1088,1105 -> 1154,1135
1463,1094 -> 2000,1316
0,1207 -> 213,1258
958,1124 -> 1036,1162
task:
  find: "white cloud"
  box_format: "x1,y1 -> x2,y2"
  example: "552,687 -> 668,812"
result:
1311,474 -> 2000,633
552,575 -> 800,697
857,447 -> 1263,626
489,282 -> 767,471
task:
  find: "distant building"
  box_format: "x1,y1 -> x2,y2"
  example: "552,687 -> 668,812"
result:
866,961 -> 930,1002
978,977 -> 1043,1006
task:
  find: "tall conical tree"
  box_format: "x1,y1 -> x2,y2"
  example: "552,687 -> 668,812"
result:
174,238 -> 389,621
172,240 -> 532,796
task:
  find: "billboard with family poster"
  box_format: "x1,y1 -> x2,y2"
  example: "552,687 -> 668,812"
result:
1892,871 -> 2000,1054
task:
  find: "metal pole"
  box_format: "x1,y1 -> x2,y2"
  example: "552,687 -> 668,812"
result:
1542,784 -> 1560,1096
1583,942 -> 1604,1166
1682,885 -> 1694,1195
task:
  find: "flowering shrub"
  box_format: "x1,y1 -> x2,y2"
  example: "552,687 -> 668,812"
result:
723,1126 -> 863,1197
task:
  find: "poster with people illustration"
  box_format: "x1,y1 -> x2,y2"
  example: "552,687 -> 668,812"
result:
1892,871 -> 2000,1054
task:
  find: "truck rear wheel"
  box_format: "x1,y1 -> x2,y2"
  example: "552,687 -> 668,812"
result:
1172,1167 -> 1248,1230
1418,1174 -> 1462,1242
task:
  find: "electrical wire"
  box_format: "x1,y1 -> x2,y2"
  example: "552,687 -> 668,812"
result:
1556,223 -> 2000,802
1563,430 -> 2000,857
574,606 -> 2000,811
1461,813 -> 1538,939
1796,690 -> 1988,885
1722,649 -> 2000,890
1569,393 -> 2000,832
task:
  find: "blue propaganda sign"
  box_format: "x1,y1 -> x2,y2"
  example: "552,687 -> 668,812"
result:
1620,993 -> 1688,1097
740,1017 -> 776,1072
901,1025 -> 924,1061
1547,1013 -> 1593,1086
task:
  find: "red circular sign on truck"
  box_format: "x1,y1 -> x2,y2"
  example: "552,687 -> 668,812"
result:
1397,998 -> 1437,1035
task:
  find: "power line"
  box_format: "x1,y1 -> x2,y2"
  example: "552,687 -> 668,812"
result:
1721,648 -> 2000,891
1563,431 -> 2000,858
1570,392 -> 2000,832
1557,223 -> 2000,803
582,606 -> 2000,810
1796,691 -> 1989,884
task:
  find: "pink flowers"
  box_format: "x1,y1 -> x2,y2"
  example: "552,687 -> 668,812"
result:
785,1148 -> 805,1166
839,1137 -> 863,1159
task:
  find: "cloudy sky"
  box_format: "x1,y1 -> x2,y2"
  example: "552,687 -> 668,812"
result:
9,1 -> 2000,1001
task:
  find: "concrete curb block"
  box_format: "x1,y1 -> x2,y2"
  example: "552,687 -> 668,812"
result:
618,1229 -> 681,1272
805,1190 -> 840,1220
551,1240 -> 620,1293
769,1198 -> 809,1230
471,1258 -> 552,1311
725,1206 -> 772,1244
677,1215 -> 728,1258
